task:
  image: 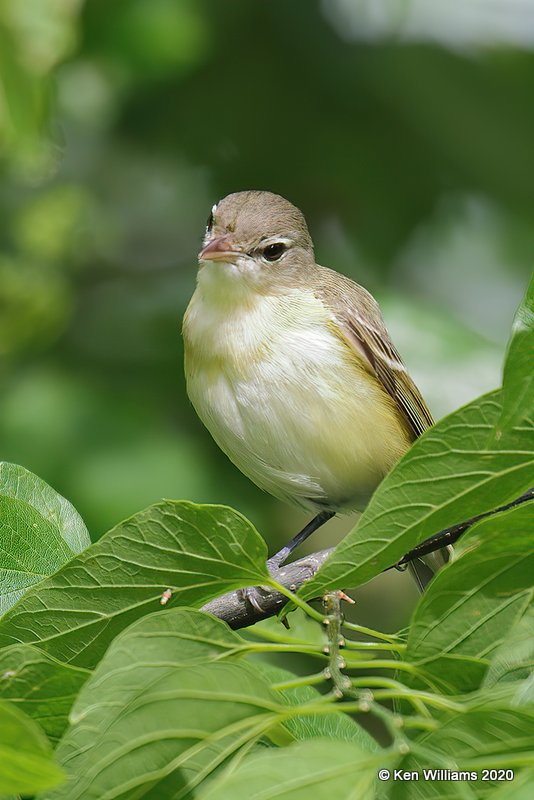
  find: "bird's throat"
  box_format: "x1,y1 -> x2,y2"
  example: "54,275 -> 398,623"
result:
196,259 -> 260,310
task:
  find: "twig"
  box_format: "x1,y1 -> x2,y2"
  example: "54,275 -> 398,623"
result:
203,487 -> 534,631
202,548 -> 334,629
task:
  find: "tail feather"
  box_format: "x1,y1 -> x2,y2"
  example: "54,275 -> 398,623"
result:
408,547 -> 452,592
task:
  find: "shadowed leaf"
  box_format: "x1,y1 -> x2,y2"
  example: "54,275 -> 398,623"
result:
0,644 -> 89,742
41,611 -> 284,800
0,699 -> 64,795
405,503 -> 534,693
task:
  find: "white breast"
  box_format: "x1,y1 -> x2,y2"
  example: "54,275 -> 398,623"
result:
183,263 -> 408,512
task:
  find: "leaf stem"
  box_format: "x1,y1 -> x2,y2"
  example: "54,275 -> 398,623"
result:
343,659 -> 420,675
342,620 -> 405,645
245,625 -> 318,646
372,689 -> 464,713
243,642 -> 325,656
268,581 -> 327,623
271,671 -> 327,691
343,639 -> 406,652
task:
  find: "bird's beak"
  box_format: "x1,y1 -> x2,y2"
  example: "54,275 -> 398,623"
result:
198,235 -> 241,263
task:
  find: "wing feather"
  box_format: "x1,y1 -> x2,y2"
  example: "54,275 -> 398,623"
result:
315,270 -> 434,441
344,313 -> 433,439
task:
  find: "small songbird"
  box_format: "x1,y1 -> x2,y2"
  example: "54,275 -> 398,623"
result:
183,191 -> 445,593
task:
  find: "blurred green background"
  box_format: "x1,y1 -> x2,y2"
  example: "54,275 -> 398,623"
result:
1,0 -> 533,628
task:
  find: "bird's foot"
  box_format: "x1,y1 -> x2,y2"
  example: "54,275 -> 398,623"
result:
238,557 -> 286,614
238,584 -> 271,614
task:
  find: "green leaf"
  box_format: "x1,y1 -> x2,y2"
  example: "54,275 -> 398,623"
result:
80,605 -> 247,667
0,501 -> 268,668
198,738 -> 386,800
396,707 -> 534,799
0,699 -> 64,795
0,463 -> 90,553
41,613 -> 284,800
496,271 -> 534,434
420,707 -> 534,767
490,770 -> 534,800
300,390 -> 534,598
0,463 -> 90,615
0,644 -> 89,743
483,607 -> 534,688
256,663 -> 378,751
405,503 -> 534,693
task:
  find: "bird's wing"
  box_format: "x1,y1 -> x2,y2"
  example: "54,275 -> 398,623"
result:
315,271 -> 434,440
341,309 -> 434,439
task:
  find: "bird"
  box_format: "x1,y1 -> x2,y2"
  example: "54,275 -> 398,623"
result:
183,190 -> 446,598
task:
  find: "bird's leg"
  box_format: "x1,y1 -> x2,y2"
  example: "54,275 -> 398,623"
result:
239,511 -> 335,612
239,510 -> 335,614
267,510 -> 336,571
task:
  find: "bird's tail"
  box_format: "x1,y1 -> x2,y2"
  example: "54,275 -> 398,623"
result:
408,546 -> 452,592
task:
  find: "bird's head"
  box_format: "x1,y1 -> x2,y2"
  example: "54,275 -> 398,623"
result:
198,191 -> 315,291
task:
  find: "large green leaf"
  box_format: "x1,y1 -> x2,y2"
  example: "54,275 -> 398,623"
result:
0,462 -> 90,614
0,699 -> 64,795
198,738 -> 387,800
300,390 -> 534,598
393,707 -> 534,800
79,606 -> 247,668
0,501 -> 268,668
48,663 -> 281,800
41,612 -> 285,800
495,271 -> 534,434
0,644 -> 89,742
97,611 -> 378,750
404,503 -> 534,693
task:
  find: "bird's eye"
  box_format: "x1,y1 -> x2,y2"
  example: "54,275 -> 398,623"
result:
206,211 -> 214,232
262,242 -> 287,262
